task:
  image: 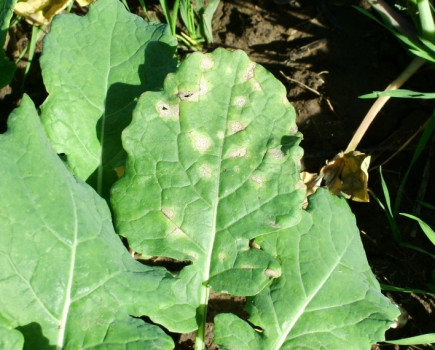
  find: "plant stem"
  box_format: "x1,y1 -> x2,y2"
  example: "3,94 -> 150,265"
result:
138,0 -> 152,21
120,0 -> 130,11
194,287 -> 210,350
159,0 -> 174,35
345,57 -> 425,153
171,0 -> 180,38
416,0 -> 435,42
21,25 -> 45,94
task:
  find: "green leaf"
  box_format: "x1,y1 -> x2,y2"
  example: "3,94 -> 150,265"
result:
400,213 -> 435,245
360,89 -> 435,99
0,0 -> 17,88
386,333 -> 435,345
40,0 -> 177,197
111,48 -> 305,330
213,313 -> 261,349
381,283 -> 435,297
0,95 -> 192,348
0,324 -> 24,350
215,189 -> 399,349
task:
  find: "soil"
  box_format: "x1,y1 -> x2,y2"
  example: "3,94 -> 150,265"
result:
1,0 -> 434,349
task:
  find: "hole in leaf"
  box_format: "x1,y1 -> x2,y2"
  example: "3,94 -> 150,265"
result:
137,256 -> 192,274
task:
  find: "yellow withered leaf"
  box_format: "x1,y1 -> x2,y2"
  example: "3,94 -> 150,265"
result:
14,0 -> 70,25
300,171 -> 321,208
76,0 -> 94,7
320,151 -> 371,202
14,0 -> 95,26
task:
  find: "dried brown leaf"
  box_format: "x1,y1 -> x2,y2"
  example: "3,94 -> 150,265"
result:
320,151 -> 371,202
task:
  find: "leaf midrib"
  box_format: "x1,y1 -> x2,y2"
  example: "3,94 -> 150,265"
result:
56,186 -> 79,348
272,229 -> 355,350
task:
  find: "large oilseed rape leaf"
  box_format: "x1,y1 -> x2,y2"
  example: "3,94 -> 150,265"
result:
0,96 -> 194,349
40,0 -> 177,196
214,189 -> 400,349
111,48 -> 306,331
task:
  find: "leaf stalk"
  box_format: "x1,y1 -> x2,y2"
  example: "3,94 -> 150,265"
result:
345,57 -> 425,153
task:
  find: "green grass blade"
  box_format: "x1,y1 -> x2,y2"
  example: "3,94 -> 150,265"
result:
380,283 -> 435,297
21,25 -> 44,93
360,89 -> 435,99
120,0 -> 130,11
400,241 -> 435,259
355,6 -> 435,63
372,170 -> 402,242
202,0 -> 219,43
159,0 -> 174,36
386,333 -> 435,345
416,0 -> 435,43
417,200 -> 435,210
393,109 -> 435,213
400,213 -> 435,245
171,0 -> 180,38
379,167 -> 393,216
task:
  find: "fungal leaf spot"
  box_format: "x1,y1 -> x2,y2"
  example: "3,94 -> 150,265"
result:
161,208 -> 174,220
251,175 -> 264,186
199,164 -> 212,179
264,268 -> 280,278
157,102 -> 179,118
243,62 -> 256,82
200,55 -> 214,70
268,149 -> 284,159
229,147 -> 247,158
234,96 -> 247,107
229,121 -> 245,134
192,133 -> 212,152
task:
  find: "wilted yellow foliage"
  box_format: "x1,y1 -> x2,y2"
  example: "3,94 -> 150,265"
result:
320,151 -> 371,202
75,0 -> 94,7
14,0 -> 95,26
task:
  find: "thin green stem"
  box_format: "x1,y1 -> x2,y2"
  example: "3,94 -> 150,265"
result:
10,15 -> 21,28
171,0 -> 180,38
177,32 -> 201,50
393,110 -> 435,214
194,288 -> 210,350
21,25 -> 45,94
15,45 -> 29,64
138,0 -> 151,21
417,0 -> 435,42
345,57 -> 425,153
66,0 -> 74,13
159,0 -> 173,35
120,0 -> 130,11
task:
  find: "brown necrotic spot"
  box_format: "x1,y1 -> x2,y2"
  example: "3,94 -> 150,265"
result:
177,78 -> 208,102
177,91 -> 196,101
157,102 -> 179,118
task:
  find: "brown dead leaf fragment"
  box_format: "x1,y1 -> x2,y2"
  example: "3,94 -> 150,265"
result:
320,151 -> 371,202
300,171 -> 320,208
